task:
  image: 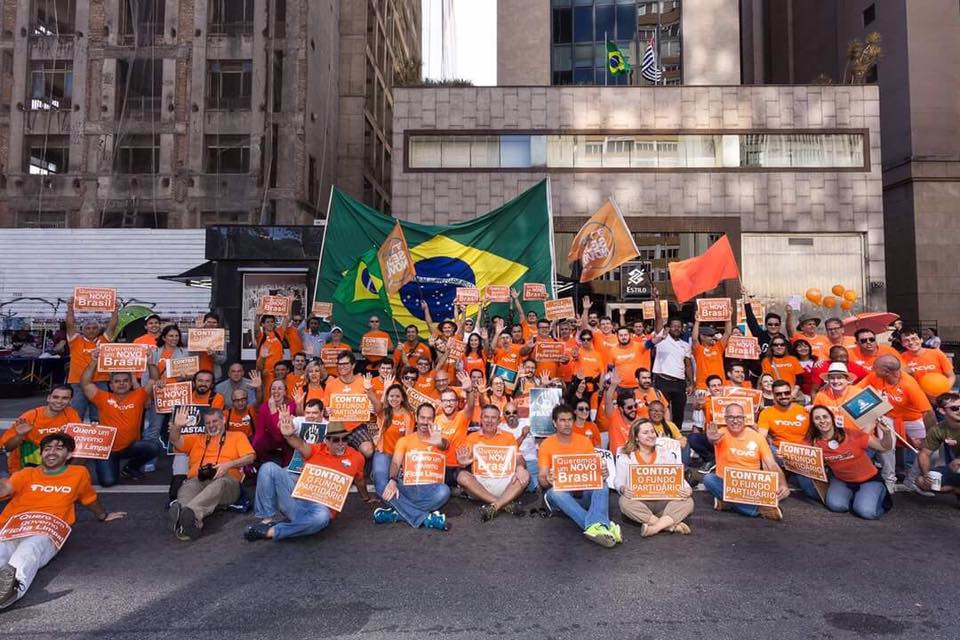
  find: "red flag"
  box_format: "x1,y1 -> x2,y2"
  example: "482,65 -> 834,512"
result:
667,235 -> 740,303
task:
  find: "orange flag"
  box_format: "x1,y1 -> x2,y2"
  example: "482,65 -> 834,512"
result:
567,198 -> 639,283
667,235 -> 740,303
377,222 -> 417,294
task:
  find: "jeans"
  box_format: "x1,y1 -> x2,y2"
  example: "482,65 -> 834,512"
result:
524,458 -> 539,492
544,487 -> 610,530
70,382 -> 108,422
703,472 -> 760,517
825,477 -> 888,519
372,452 -> 392,496
95,440 -> 164,487
0,535 -> 58,608
654,375 -> 688,428
254,462 -> 332,540
688,432 -> 714,463
389,480 -> 450,528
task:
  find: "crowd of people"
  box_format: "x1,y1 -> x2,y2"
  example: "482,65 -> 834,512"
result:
1,287 -> 958,607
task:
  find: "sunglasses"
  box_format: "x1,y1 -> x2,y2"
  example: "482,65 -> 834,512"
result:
326,435 -> 347,443
403,375 -> 417,380
575,406 -> 590,412
622,404 -> 637,411
771,343 -> 787,347
774,391 -> 792,396
503,410 -> 518,416
767,322 -> 781,327
858,337 -> 876,343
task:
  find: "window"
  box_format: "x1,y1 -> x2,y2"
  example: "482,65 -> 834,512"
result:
205,135 -> 251,173
25,135 -> 69,174
208,0 -> 254,36
16,211 -> 67,228
114,134 -> 160,173
101,211 -> 168,228
862,4 -> 875,27
118,0 -> 165,45
206,60 -> 252,110
116,58 -> 162,115
29,61 -> 72,110
31,0 -> 76,36
552,7 -> 572,44
573,6 -> 593,43
201,210 -> 250,225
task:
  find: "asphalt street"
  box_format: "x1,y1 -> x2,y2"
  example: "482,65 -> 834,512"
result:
0,476 -> 957,640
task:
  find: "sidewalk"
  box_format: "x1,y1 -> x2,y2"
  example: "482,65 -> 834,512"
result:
0,394 -> 47,424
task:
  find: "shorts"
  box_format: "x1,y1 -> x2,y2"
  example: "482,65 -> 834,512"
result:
476,475 -> 512,497
346,425 -> 373,450
444,467 -> 461,487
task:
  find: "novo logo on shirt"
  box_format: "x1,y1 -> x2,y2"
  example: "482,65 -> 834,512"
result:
30,484 -> 72,493
107,398 -> 137,411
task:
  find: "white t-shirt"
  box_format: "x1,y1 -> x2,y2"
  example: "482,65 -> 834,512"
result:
652,335 -> 692,379
499,419 -> 538,461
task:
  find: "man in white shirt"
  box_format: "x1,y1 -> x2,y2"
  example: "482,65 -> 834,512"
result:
650,318 -> 694,427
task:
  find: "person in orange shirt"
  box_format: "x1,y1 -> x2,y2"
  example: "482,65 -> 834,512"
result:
524,318 -> 564,380
849,329 -> 902,371
604,327 -> 651,389
692,321 -> 729,391
757,380 -> 818,500
703,403 -> 789,520
64,296 -> 118,421
322,351 -> 379,459
573,328 -> 607,382
761,338 -> 805,388
572,399 -> 601,447
556,321 -> 579,383
168,407 -> 255,541
813,362 -> 861,428
360,315 -> 394,374
488,321 -> 524,372
321,328 -> 353,377
899,328 -> 956,392
371,381 -> 415,495
0,385 -> 80,473
225,388 -> 257,440
455,404 -> 529,521
634,369 -> 669,421
393,324 -> 432,370
283,353 -> 308,399
0,432 -> 125,608
579,296 -> 618,355
786,310 -> 832,361
434,376 -> 477,476
81,354 -> 162,486
688,375 -> 724,471
602,373 -> 638,456
725,362 -> 753,390
133,314 -> 162,349
254,313 -> 290,389
462,332 -> 487,377
823,316 -> 858,351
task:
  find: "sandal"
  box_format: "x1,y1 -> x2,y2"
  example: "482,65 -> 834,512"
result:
670,522 -> 692,535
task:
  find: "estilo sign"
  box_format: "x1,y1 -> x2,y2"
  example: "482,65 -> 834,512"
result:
619,261 -> 653,300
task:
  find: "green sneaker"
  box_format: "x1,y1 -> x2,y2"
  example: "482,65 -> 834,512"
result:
608,521 -> 623,544
583,523 -> 616,548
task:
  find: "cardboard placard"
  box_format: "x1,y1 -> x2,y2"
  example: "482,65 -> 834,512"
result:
641,300 -> 669,320
166,405 -> 207,453
472,444 -> 517,479
484,285 -> 510,303
722,467 -> 779,508
778,442 -> 827,482
0,512 -> 71,549
841,386 -> 893,430
97,344 -> 149,373
696,298 -> 732,322
736,299 -> 765,324
534,341 -> 565,363
628,464 -> 685,500
403,450 -> 446,485
721,386 -> 764,407
455,287 -> 481,305
528,387 -> 562,436
725,335 -> 760,360
327,394 -> 371,422
320,347 -> 344,367
312,301 -> 333,318
490,365 -> 519,392
258,295 -> 291,317
406,387 -> 441,411
167,356 -> 200,378
63,423 -> 117,460
445,337 -> 465,361
710,396 -> 756,426
154,382 -> 192,414
73,287 -> 117,313
523,283 -> 548,301
544,297 -> 576,321
188,328 -> 225,352
552,453 -> 604,491
287,422 -> 327,474
291,463 -> 353,512
361,336 -> 389,358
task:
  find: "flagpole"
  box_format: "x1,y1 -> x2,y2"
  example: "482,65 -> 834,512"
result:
604,31 -> 609,86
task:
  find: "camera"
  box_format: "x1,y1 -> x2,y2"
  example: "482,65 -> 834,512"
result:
198,464 -> 217,482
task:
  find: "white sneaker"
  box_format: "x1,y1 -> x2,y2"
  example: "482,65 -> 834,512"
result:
903,476 -> 935,497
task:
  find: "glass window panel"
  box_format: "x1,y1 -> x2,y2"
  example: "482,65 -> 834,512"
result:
573,6 -> 593,43
616,4 -> 636,40
409,138 -> 440,168
500,136 -> 532,168
529,136 -> 548,167
594,43 -> 607,66
574,135 -> 605,167
552,8 -> 572,44
573,44 -> 593,67
573,68 -> 593,84
553,45 -> 572,71
595,5 -> 615,40
630,136 -> 658,167
680,134 -> 720,167
603,136 -> 633,167
441,137 -> 471,168
546,135 -> 575,167
470,137 -> 500,168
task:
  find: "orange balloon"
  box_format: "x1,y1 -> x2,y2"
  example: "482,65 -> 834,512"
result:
919,373 -> 952,397
843,290 -> 857,302
831,285 -> 846,297
805,288 -> 823,305
840,300 -> 854,311
822,296 -> 838,309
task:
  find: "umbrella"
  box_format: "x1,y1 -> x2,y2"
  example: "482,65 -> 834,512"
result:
115,305 -> 155,338
843,312 -> 899,336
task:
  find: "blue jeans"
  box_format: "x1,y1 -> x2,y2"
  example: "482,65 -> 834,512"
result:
254,462 -> 332,540
825,477 -> 888,519
94,440 -> 164,487
389,480 -> 450,528
524,458 -> 539,492
70,382 -> 108,422
688,432 -> 714,462
703,472 -> 760,517
544,487 -> 610,530
372,452 -> 392,496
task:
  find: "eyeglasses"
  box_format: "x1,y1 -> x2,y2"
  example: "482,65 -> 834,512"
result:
326,435 -> 347,443
403,375 -> 417,381
858,337 -> 876,344
337,361 -> 352,367
943,405 -> 960,412
771,343 -> 787,347
575,407 -> 590,412
726,416 -> 745,422
766,322 -> 781,327
774,391 -> 792,396
503,410 -> 518,416
622,404 -> 637,411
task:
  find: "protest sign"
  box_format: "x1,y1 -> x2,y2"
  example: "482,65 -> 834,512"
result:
722,467 -> 779,508
484,285 -> 510,303
529,387 -> 562,436
472,445 -> 517,479
711,396 -> 756,426
406,387 -> 441,411
188,329 -> 225,352
841,386 -> 894,430
166,405 -> 207,453
320,347 -> 344,368
377,222 -> 417,294
628,464 -> 685,500
552,453 -> 604,491
327,394 -> 371,422
641,300 -> 669,320
778,442 -> 827,482
490,364 -> 519,392
154,382 -> 192,414
403,450 -> 446,485
167,356 -> 200,378
696,298 -> 732,322
73,287 -> 116,313
596,447 -> 618,490
360,336 -> 389,358
63,423 -> 117,460
725,335 -> 760,360
722,386 -> 764,407
455,287 -> 480,305
544,297 -> 576,321
97,344 -> 149,373
0,512 -> 71,550
534,341 -> 565,363
291,463 -> 353,512
287,422 -> 327,474
736,299 -> 765,325
523,283 -> 548,301
258,295 -> 291,317
444,337 -> 465,361
312,301 -> 333,318
654,437 -> 684,465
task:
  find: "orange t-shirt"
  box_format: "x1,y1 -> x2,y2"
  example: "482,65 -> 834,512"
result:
592,332 -> 619,358
464,429 -> 519,476
901,349 -> 953,383
285,373 -> 306,398
191,390 -> 225,409
813,386 -> 860,429
181,431 -> 255,481
256,329 -> 286,373
435,410 -> 469,467
0,465 -> 98,526
572,421 -> 601,447
225,406 -> 257,438
607,410 -> 631,455
393,341 -> 432,369
557,336 -> 579,382
532,337 -> 561,379
762,356 -> 805,386
859,372 -> 932,422
285,326 -> 303,358
91,388 -> 149,451
304,443 -> 365,517
848,345 -> 901,370
693,343 -> 727,388
634,386 -> 666,420
756,403 -> 810,449
394,433 -> 446,479
494,343 -> 523,371
814,426 -> 877,483
414,375 -> 437,397
537,433 -> 595,475
0,406 -> 82,473
714,427 -> 773,476
322,376 -> 368,431
606,342 -> 650,388
68,334 -> 109,383
575,348 -> 607,379
377,409 -> 414,456
790,333 -> 832,362
462,352 -> 487,377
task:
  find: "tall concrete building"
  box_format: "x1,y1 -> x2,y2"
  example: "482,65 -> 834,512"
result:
740,0 -> 960,338
0,0 -> 419,229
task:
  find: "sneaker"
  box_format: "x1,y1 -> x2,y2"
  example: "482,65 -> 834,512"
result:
608,521 -> 623,544
479,503 -> 498,523
373,507 -> 401,524
542,491 -> 557,514
0,564 -> 21,608
713,498 -> 728,512
120,465 -> 145,480
178,506 -> 202,540
244,523 -> 272,542
168,501 -> 182,533
423,511 -> 450,531
142,463 -> 157,473
583,523 -> 616,548
759,506 -> 783,521
228,494 -> 252,513
699,460 -> 716,474
903,476 -> 935,498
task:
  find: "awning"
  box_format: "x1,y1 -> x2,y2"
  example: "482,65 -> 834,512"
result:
159,261 -> 214,288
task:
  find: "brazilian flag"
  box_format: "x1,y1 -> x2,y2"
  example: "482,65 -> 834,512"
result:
607,41 -> 631,76
315,180 -> 555,345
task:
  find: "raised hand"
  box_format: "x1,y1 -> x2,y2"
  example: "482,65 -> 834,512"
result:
582,296 -> 592,310
456,369 -> 472,390
13,418 -> 32,436
455,445 -> 472,466
247,370 -> 262,389
292,387 -> 306,407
